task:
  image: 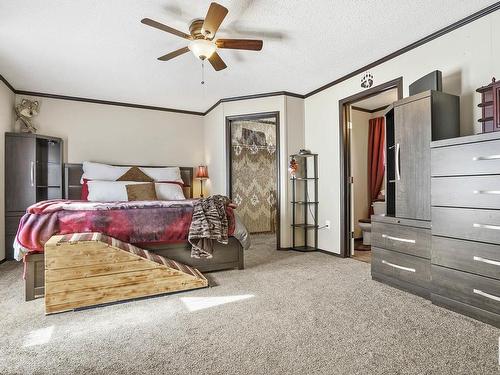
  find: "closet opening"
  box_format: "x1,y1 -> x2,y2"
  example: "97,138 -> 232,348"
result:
339,78 -> 403,261
226,112 -> 281,249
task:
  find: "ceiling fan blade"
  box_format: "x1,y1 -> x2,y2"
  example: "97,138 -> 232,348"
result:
157,46 -> 190,61
141,18 -> 191,40
208,52 -> 227,71
202,2 -> 228,38
216,39 -> 263,51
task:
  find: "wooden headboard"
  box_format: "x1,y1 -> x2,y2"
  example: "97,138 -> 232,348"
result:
64,163 -> 194,199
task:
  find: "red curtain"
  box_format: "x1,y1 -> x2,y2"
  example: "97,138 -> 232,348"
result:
368,117 -> 385,214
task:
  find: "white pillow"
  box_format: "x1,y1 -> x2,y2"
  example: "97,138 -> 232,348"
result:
155,183 -> 185,201
87,180 -> 144,202
82,161 -> 183,183
87,181 -> 185,202
139,167 -> 183,183
82,161 -> 129,182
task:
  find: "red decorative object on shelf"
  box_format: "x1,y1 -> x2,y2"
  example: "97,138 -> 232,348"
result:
476,77 -> 500,133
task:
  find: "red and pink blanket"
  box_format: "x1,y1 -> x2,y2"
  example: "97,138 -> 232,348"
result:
14,199 -> 235,260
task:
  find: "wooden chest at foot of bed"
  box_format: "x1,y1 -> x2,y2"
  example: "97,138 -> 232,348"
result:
44,233 -> 208,314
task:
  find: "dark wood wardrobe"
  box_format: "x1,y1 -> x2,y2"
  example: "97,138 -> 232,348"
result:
5,133 -> 63,259
371,90 -> 459,298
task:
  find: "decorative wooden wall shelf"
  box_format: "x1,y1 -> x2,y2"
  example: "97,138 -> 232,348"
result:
477,77 -> 500,133
44,233 -> 207,314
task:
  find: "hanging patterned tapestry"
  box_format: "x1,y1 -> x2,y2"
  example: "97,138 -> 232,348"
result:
231,119 -> 277,234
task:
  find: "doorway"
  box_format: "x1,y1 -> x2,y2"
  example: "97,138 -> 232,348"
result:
226,112 -> 280,249
339,78 -> 403,260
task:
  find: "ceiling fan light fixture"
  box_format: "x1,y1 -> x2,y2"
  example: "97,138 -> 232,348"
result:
142,2 -> 262,71
188,39 -> 217,60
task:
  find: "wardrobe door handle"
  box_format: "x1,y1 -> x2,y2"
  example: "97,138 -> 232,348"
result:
473,289 -> 500,302
473,223 -> 500,231
395,143 -> 401,181
472,155 -> 500,161
381,260 -> 415,273
473,190 -> 500,195
30,161 -> 35,187
382,234 -> 416,244
473,256 -> 500,267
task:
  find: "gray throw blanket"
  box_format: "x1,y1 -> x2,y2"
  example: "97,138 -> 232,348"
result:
188,195 -> 231,258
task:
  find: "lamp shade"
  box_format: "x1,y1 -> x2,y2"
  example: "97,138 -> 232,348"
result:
188,39 -> 217,60
196,165 -> 209,180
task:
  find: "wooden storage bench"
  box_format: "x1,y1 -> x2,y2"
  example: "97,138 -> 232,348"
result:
42,233 -> 208,314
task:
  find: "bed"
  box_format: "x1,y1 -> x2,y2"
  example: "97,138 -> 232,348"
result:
22,163 -> 246,304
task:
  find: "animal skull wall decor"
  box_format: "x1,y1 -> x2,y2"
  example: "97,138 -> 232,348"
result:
15,99 -> 40,133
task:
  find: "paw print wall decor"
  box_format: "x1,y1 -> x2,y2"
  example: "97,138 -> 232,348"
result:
361,72 -> 374,89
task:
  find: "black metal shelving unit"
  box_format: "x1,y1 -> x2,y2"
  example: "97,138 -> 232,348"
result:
290,153 -> 318,252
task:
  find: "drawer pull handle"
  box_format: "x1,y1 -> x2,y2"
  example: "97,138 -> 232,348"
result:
473,155 -> 500,161
473,223 -> 500,231
473,289 -> 500,302
473,190 -> 500,195
30,161 -> 35,187
381,260 -> 416,273
382,234 -> 416,244
473,256 -> 500,267
395,143 -> 401,181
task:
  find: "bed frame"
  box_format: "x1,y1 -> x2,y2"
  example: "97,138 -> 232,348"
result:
24,163 -> 244,302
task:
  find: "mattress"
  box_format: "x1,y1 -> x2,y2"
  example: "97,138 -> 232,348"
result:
14,199 -> 236,260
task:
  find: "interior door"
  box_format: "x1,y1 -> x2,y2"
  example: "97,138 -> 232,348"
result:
346,106 -> 354,255
494,83 -> 500,130
394,97 -> 432,221
6,135 -> 36,212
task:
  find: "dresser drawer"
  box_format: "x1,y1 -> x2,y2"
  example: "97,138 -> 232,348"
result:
372,222 -> 430,258
5,234 -> 15,259
431,138 -> 500,176
432,207 -> 500,245
6,215 -> 23,235
372,247 -> 431,289
432,175 -> 500,209
432,236 -> 500,280
432,265 -> 500,317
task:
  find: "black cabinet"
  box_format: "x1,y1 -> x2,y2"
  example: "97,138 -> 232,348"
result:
6,135 -> 36,212
4,133 -> 63,260
394,96 -> 432,220
388,91 -> 459,221
373,90 -> 459,300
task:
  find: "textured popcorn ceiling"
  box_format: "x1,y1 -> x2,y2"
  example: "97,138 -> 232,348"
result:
0,0 -> 494,112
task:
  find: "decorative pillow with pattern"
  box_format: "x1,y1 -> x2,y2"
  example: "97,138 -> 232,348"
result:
126,183 -> 158,201
117,167 -> 154,182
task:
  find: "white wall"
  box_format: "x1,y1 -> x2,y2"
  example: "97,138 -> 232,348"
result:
203,95 -> 305,248
15,95 -> 205,197
0,82 -> 15,260
305,11 -> 500,254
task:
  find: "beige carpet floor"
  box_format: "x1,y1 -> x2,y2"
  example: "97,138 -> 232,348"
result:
0,234 -> 498,375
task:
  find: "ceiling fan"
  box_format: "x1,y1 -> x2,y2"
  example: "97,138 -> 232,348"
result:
141,2 -> 263,71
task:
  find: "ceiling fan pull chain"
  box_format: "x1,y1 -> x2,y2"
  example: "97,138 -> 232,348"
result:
201,60 -> 205,85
